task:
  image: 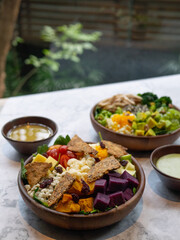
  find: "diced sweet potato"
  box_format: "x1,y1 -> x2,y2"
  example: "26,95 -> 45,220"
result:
68,179 -> 95,196
61,194 -> 73,203
87,181 -> 95,195
68,180 -> 82,195
79,197 -> 94,212
55,199 -> 80,213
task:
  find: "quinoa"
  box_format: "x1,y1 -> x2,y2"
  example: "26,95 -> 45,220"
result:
25,165 -> 66,203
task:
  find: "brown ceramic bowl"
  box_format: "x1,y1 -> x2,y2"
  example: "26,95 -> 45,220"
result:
18,154 -> 145,230
1,116 -> 58,155
150,144 -> 180,191
90,105 -> 180,151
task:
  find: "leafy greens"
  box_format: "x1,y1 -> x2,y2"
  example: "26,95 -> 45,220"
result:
33,187 -> 49,207
21,158 -> 27,180
54,135 -> 71,145
37,144 -> 49,155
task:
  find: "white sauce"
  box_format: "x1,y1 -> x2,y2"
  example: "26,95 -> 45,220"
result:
156,153 -> 180,179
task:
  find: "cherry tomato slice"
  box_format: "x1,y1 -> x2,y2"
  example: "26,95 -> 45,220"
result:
75,152 -> 84,159
60,154 -> 70,168
59,145 -> 68,154
66,150 -> 76,159
47,148 -> 59,161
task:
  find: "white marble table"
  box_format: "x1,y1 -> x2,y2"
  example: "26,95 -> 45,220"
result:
0,74 -> 180,240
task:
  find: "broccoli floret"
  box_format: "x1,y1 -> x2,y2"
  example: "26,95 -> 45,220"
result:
94,106 -> 102,117
138,92 -> 158,106
155,96 -> 172,108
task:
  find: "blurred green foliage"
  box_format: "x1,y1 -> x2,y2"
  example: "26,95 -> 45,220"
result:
4,23 -> 102,97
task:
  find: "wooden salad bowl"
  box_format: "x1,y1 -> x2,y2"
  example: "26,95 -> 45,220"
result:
17,153 -> 145,230
90,105 -> 180,151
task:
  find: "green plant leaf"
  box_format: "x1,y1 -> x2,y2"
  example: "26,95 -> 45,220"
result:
6,23 -> 102,97
133,187 -> 137,194
54,135 -> 71,145
12,36 -> 24,47
33,187 -> 49,207
21,158 -> 27,180
98,132 -> 103,141
41,25 -> 56,42
37,144 -> 49,154
25,55 -> 42,68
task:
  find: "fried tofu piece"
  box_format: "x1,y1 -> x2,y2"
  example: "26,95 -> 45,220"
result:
101,140 -> 127,158
25,162 -> 52,187
67,134 -> 97,155
48,172 -> 75,207
87,156 -> 120,182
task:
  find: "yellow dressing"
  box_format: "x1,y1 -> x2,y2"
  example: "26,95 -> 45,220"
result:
8,123 -> 52,142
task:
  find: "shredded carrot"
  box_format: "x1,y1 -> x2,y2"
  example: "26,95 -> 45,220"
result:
111,112 -> 135,127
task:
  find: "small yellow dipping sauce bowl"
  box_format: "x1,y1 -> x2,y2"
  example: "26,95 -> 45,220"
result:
1,116 -> 58,155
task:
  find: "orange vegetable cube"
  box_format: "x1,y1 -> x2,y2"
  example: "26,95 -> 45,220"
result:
68,180 -> 82,195
55,200 -> 80,213
61,194 -> 72,203
79,197 -> 94,212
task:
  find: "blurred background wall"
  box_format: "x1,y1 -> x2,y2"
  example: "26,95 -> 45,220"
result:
3,0 -> 180,97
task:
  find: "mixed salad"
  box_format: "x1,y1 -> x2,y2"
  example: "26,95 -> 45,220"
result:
94,92 -> 180,136
21,134 -> 139,214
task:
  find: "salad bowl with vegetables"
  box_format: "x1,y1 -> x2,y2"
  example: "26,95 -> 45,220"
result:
90,92 -> 180,150
18,134 -> 145,230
